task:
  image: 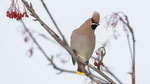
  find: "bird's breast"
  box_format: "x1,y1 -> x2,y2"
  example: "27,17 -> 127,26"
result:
71,34 -> 95,61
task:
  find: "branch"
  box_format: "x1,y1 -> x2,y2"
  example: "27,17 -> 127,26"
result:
20,20 -> 76,74
119,15 -> 136,84
40,0 -> 68,46
22,0 -> 116,83
104,66 -> 123,84
106,12 -> 136,84
87,73 -> 105,84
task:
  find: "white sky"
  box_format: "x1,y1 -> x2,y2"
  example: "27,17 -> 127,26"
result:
0,0 -> 150,84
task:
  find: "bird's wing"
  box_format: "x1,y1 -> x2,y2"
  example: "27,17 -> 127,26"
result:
70,30 -> 78,65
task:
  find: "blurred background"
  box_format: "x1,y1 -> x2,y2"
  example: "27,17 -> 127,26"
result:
0,0 -> 150,84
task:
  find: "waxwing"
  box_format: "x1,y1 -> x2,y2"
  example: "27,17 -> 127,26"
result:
70,12 -> 100,75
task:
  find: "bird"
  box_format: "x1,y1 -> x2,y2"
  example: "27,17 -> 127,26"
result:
70,12 -> 100,75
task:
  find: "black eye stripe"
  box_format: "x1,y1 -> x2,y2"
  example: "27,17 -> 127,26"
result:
91,18 -> 98,30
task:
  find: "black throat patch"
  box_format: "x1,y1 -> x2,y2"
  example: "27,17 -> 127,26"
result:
91,25 -> 97,30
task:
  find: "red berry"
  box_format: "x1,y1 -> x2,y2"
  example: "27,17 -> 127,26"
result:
25,14 -> 29,18
14,11 -> 17,18
101,62 -> 104,66
6,11 -> 10,17
94,61 -> 98,66
96,52 -> 98,55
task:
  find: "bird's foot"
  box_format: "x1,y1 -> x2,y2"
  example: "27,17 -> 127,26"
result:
77,71 -> 85,75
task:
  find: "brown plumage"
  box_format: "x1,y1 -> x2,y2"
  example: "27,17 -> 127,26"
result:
70,12 -> 100,73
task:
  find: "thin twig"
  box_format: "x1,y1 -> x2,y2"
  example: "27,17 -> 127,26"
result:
88,67 -> 109,83
87,73 -> 104,84
104,66 -> 123,84
20,20 -> 76,74
119,15 -> 136,84
91,73 -> 109,83
40,0 -> 68,46
125,32 -> 133,60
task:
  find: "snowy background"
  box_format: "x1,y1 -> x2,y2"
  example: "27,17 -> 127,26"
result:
0,0 -> 150,84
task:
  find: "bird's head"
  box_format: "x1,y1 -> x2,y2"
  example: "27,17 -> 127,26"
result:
90,12 -> 100,30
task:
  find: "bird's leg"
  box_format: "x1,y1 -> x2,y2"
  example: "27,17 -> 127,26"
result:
77,62 -> 86,75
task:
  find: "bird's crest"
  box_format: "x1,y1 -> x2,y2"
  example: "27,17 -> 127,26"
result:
92,12 -> 100,23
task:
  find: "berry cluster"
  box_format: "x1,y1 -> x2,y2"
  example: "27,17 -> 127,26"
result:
94,50 -> 105,67
6,10 -> 29,20
6,0 -> 29,20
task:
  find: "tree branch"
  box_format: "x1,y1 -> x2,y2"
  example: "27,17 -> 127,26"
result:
104,66 -> 123,84
20,20 -> 76,74
40,0 -> 68,46
119,15 -> 136,84
105,12 -> 136,84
